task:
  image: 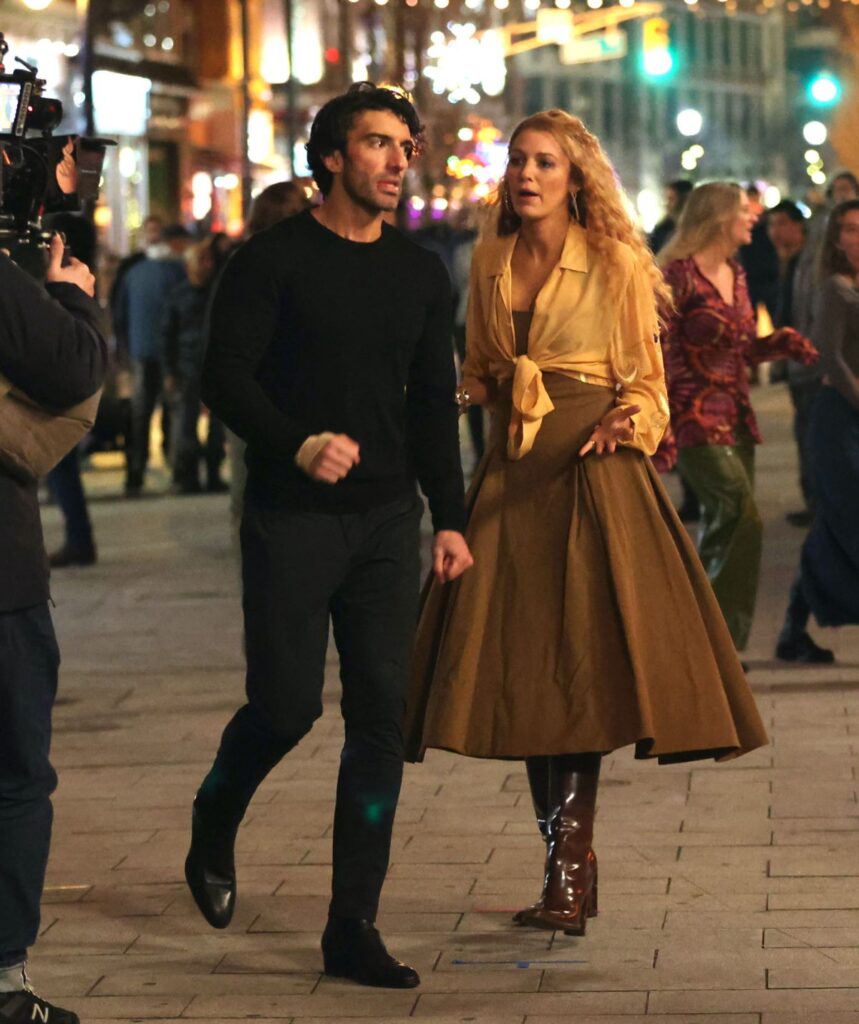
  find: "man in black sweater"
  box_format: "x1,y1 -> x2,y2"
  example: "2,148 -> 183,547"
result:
0,237 -> 107,1024
184,84 -> 472,988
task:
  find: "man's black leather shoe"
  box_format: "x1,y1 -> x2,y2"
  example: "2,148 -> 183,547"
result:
184,801 -> 237,929
321,917 -> 420,989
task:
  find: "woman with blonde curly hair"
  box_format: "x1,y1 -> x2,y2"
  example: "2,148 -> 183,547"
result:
404,111 -> 769,936
658,182 -> 817,654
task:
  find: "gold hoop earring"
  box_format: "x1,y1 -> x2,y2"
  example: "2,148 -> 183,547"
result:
569,191 -> 580,223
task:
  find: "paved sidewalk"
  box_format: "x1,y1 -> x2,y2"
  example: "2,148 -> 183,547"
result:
34,384 -> 859,1024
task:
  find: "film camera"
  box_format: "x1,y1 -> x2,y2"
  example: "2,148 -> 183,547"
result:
0,31 -> 112,246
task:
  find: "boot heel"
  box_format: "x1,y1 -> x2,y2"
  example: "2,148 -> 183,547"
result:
588,857 -> 598,918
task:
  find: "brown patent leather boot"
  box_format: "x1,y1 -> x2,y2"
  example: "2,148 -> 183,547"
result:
513,754 -> 600,936
512,757 -> 552,925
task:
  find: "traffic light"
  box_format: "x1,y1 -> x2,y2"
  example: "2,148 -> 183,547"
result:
807,71 -> 841,107
642,17 -> 674,79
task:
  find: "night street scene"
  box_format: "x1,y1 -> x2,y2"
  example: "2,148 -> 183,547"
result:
1,0 -> 859,1022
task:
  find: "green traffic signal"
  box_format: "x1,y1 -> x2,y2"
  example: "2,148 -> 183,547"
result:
808,72 -> 841,106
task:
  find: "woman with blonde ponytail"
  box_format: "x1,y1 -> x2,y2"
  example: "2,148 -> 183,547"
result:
659,182 -> 818,654
405,113 -> 769,937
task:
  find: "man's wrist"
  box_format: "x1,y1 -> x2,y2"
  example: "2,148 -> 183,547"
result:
295,432 -> 335,475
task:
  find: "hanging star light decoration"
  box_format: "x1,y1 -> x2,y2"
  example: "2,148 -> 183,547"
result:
424,22 -> 507,104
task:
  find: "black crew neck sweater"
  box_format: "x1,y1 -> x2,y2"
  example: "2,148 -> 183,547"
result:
202,210 -> 466,532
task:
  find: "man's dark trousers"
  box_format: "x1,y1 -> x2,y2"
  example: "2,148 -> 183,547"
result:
127,357 -> 170,486
0,605 -> 59,966
196,492 -> 423,921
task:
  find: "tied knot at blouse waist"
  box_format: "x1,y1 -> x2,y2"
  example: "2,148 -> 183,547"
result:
506,355 -> 618,461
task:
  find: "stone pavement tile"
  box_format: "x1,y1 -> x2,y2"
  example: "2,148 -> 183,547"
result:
33,952 -> 225,978
394,836 -> 497,864
214,950 -> 331,975
35,917 -> 140,955
764,928 -> 859,948
676,846 -> 773,870
15,969 -> 105,998
386,862 -> 493,881
299,1019 -> 523,1024
527,1017 -> 760,1024
43,884 -> 91,903
599,826 -> 774,846
60,996 -> 192,1019
688,776 -> 772,797
761,1015 -> 859,1023
768,881 -> 859,909
78,886 -> 176,916
764,947 -> 859,969
90,972 -> 319,995
772,819 -> 859,844
319,970 -> 542,994
650,989 -> 859,1013
665,909 -> 859,931
419,808 -> 530,835
609,892 -> 767,912
769,796 -> 859,820
540,961 -> 765,990
433,932 -> 655,968
412,992 -> 647,1015
769,847 -> 859,876
379,877 -> 477,901
55,802 -> 192,833
184,992 -> 418,1017
769,967 -> 859,988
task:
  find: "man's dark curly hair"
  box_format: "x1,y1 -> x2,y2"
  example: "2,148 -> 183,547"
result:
306,82 -> 423,196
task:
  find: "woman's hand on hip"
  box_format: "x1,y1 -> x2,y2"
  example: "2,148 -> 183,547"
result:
432,531 -> 474,584
579,403 -> 641,457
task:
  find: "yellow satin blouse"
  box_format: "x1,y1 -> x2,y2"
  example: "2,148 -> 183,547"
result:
461,221 -> 670,460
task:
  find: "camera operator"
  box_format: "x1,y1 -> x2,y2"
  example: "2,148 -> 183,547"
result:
0,234 -> 107,1024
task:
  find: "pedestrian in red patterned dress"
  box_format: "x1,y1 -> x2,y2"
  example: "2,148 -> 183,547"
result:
658,182 -> 818,653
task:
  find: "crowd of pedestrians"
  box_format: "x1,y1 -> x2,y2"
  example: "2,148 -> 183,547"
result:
7,76 -> 857,1022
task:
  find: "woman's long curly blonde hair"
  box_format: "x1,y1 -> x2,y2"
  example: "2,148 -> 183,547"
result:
493,109 -> 671,315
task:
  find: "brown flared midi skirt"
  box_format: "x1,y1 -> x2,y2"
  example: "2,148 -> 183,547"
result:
405,375 -> 769,764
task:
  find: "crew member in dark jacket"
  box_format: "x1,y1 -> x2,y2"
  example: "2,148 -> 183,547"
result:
183,84 -> 472,990
0,236 -> 107,1024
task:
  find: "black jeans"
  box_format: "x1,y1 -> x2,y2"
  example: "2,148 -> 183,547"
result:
197,493 -> 422,921
0,604 -> 60,965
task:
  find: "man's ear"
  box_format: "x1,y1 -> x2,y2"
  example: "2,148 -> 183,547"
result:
321,149 -> 344,176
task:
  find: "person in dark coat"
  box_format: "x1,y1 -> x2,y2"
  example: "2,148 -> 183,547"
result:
0,237 -> 107,1024
161,237 -> 226,494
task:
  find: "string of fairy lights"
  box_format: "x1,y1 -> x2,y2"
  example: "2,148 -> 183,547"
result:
344,0 -> 856,12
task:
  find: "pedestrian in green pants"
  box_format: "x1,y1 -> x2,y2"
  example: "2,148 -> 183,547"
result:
658,182 -> 818,651
677,439 -> 761,649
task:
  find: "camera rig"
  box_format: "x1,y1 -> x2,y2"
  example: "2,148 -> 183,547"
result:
0,32 -> 113,246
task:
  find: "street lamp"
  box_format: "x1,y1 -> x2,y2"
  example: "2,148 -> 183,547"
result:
676,108 -> 702,137
802,120 -> 827,146
21,0 -> 54,9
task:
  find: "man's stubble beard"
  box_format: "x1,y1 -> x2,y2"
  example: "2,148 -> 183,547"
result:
342,164 -> 400,215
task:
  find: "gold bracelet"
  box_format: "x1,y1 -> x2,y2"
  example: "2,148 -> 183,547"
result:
455,385 -> 471,414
